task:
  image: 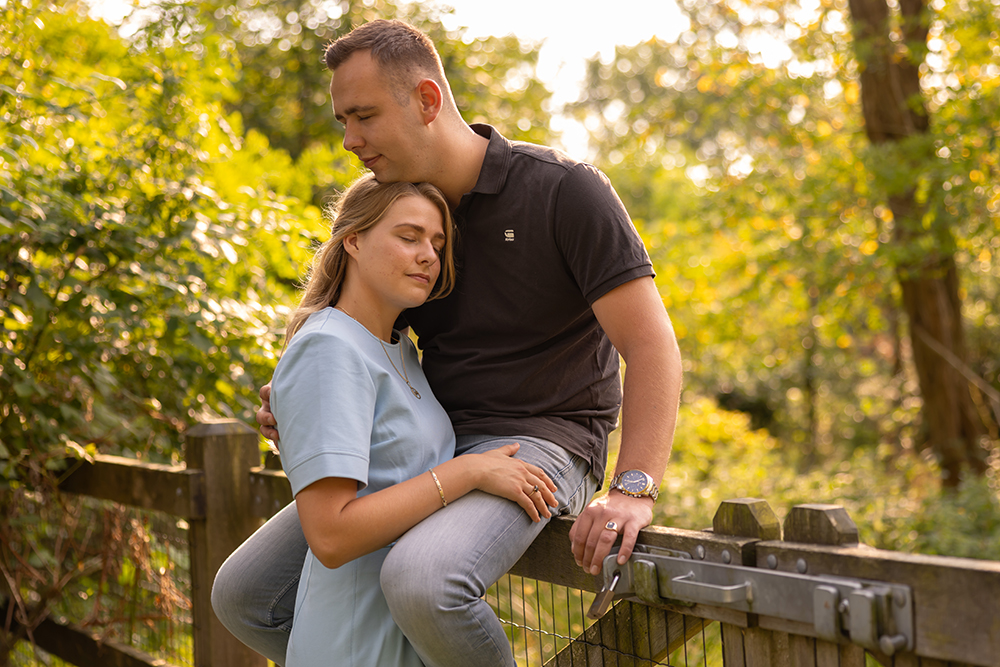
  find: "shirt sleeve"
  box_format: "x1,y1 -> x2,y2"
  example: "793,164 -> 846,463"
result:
554,163 -> 655,304
270,329 -> 376,497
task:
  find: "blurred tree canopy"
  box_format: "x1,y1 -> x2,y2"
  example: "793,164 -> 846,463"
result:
571,0 -> 999,481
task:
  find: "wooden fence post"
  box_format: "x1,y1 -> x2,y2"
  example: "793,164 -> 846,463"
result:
185,420 -> 267,667
712,498 -> 788,667
781,504 -> 864,667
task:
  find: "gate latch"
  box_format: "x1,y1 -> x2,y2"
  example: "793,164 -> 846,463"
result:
589,547 -> 913,655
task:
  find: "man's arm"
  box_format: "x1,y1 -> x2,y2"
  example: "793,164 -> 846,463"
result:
569,275 -> 682,575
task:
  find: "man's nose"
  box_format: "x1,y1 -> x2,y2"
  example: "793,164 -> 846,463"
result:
342,120 -> 363,152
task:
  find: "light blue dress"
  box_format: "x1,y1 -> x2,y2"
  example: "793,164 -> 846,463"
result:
271,308 -> 456,667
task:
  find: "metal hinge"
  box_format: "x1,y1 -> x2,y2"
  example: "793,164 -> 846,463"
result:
589,546 -> 913,656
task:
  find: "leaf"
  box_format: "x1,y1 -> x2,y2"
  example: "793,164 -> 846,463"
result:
90,72 -> 127,90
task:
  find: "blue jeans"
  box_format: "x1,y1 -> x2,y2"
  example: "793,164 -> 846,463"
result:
211,435 -> 597,667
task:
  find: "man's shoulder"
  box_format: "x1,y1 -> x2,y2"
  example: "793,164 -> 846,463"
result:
506,141 -> 615,196
474,124 -> 611,198
508,138 -> 578,169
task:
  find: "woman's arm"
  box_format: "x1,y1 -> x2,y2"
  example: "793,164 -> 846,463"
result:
296,443 -> 557,569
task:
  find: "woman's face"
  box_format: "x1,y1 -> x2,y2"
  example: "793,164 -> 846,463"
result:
344,195 -> 446,312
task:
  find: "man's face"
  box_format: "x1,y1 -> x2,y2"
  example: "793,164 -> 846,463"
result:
330,51 -> 429,184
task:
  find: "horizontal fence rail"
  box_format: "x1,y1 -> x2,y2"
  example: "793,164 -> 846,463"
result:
14,420 -> 996,667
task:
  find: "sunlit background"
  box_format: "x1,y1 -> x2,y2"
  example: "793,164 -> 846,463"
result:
85,0 -> 696,159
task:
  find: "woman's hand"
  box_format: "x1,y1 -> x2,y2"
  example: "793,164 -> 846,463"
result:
471,444 -> 559,522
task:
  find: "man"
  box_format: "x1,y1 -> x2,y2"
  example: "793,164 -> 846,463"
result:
212,19 -> 682,667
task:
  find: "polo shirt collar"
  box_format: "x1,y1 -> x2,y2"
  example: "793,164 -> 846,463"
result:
468,123 -> 510,195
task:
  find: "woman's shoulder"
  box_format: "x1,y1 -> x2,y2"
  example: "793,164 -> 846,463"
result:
290,309 -> 367,345
280,309 -> 366,366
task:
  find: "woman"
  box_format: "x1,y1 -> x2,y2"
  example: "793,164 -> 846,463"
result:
270,175 -> 558,666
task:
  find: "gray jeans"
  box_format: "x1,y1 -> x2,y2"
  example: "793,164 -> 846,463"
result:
211,435 -> 598,666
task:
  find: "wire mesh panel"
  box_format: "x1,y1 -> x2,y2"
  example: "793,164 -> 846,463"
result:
11,497 -> 194,667
487,573 -> 724,666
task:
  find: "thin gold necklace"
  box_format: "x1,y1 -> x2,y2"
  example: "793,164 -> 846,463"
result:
335,306 -> 421,399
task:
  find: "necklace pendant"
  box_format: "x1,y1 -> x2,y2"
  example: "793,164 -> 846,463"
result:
409,385 -> 421,399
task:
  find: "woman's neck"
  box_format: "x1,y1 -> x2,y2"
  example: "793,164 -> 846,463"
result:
332,297 -> 398,343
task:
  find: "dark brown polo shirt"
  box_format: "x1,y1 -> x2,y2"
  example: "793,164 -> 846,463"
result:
402,125 -> 654,482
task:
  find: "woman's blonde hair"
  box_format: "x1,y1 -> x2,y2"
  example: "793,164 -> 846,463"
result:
285,174 -> 456,343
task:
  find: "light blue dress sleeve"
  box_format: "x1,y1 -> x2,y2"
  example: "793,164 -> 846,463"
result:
271,326 -> 376,497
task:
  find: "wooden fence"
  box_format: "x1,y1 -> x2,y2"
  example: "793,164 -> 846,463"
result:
20,419 -> 1000,667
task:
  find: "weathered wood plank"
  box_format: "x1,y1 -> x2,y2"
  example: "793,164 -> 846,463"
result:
29,614 -> 176,667
783,505 -> 859,547
815,641 -> 839,667
59,454 -> 205,518
889,653 -> 920,667
743,627 -> 791,666
722,623 -> 747,666
789,634 -> 816,667
249,466 -> 292,518
714,498 -> 783,541
755,541 -> 1000,666
839,645 -> 865,667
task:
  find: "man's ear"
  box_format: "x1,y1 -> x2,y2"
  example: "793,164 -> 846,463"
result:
415,79 -> 443,124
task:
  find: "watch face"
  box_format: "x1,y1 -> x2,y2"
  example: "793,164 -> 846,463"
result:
620,470 -> 650,494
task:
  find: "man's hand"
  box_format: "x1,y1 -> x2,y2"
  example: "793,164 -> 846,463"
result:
569,491 -> 654,575
256,383 -> 280,442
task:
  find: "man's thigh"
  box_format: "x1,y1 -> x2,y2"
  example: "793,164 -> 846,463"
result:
384,435 -> 597,594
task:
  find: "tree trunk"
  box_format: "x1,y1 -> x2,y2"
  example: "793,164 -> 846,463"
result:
846,0 -> 988,485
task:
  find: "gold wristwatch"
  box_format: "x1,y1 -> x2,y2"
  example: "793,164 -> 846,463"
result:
610,470 -> 659,501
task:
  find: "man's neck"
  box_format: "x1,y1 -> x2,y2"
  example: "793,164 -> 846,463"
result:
431,122 -> 490,209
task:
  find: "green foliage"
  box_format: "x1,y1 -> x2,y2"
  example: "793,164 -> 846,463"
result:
573,0 -> 999,471
654,399 -> 1000,561
0,1 -> 325,468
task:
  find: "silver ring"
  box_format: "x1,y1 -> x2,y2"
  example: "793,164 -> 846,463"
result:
529,485 -> 539,496
605,520 -> 618,532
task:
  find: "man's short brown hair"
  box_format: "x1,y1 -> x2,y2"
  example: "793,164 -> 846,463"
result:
324,20 -> 450,106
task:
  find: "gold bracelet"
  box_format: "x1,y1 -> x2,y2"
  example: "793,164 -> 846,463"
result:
429,469 -> 447,507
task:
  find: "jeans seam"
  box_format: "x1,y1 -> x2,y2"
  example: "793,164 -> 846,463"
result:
467,505 -> 548,664
562,466 -> 596,515
267,573 -> 300,633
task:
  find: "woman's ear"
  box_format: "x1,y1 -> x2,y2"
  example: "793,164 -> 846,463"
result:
343,232 -> 361,259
